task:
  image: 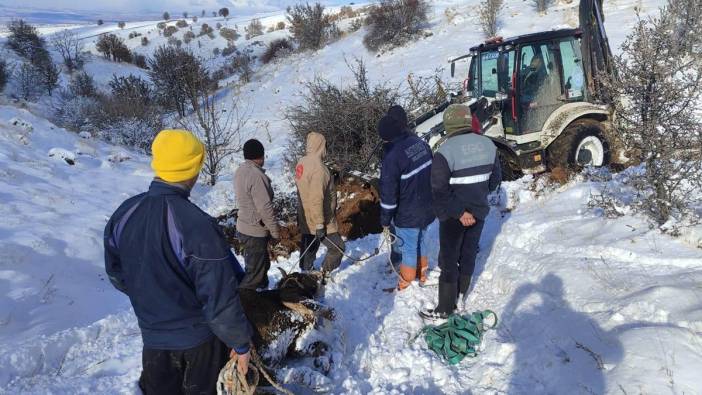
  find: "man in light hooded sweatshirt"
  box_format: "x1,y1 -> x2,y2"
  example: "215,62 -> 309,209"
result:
294,132 -> 345,275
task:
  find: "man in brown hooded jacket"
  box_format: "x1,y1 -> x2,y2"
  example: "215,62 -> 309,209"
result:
295,132 -> 345,274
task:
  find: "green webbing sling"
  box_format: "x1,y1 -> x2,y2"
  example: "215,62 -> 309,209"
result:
418,310 -> 498,365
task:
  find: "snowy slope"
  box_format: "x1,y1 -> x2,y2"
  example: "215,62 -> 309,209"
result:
1,0 -> 702,393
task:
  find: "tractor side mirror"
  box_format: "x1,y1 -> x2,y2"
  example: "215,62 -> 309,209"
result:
451,61 -> 456,78
492,68 -> 497,75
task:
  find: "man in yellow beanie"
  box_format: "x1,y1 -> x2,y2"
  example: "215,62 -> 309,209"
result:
104,129 -> 253,394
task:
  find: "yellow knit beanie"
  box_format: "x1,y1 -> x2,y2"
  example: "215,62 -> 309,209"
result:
151,129 -> 205,183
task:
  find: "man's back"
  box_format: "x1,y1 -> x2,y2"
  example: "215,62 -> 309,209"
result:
104,180 -> 251,350
432,132 -> 501,221
380,133 -> 435,229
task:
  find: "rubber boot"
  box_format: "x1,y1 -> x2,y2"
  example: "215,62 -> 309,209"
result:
419,281 -> 457,321
458,275 -> 471,296
397,264 -> 415,291
457,275 -> 471,311
417,256 -> 428,286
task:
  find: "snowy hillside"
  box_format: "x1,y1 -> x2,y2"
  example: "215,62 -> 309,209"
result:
1,0 -> 702,394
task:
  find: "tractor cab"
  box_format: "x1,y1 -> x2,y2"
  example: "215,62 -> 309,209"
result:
462,29 -> 590,138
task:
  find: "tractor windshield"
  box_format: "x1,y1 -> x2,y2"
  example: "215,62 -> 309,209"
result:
469,50 -> 515,98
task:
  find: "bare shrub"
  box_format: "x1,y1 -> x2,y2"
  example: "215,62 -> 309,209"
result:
222,43 -> 237,56
167,37 -> 183,47
602,2 -> 702,225
348,18 -> 363,33
128,31 -> 142,39
183,31 -> 195,44
157,22 -> 167,29
96,74 -> 162,150
213,47 -> 221,56
479,0 -> 503,37
219,7 -> 230,18
286,3 -> 337,51
97,19 -> 103,25
245,18 -> 264,40
220,27 -> 240,42
199,23 -> 214,37
163,11 -> 170,20
0,60 -> 8,93
132,53 -> 148,68
68,71 -> 97,97
192,16 -> 198,23
286,58 -> 403,172
118,21 -> 125,29
216,22 -> 222,30
405,72 -> 447,114
51,30 -> 84,72
176,20 -> 188,28
363,0 -> 430,52
163,25 -> 179,37
339,5 -> 357,18
53,92 -> 100,131
141,36 -> 149,46
231,50 -> 254,82
534,0 -> 552,14
261,38 -> 293,64
277,21 -> 286,30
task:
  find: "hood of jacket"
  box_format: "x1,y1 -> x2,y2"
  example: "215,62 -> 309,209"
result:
306,132 -> 326,159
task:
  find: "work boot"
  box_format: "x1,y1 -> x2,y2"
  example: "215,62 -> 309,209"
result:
397,264 -> 415,291
417,256 -> 429,286
419,281 -> 457,321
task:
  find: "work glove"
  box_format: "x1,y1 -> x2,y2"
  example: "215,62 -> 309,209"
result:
315,227 -> 326,240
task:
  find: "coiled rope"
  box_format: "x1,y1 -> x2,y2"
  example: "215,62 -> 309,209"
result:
217,349 -> 294,395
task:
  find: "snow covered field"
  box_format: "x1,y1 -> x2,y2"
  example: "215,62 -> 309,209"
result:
1,0 -> 701,393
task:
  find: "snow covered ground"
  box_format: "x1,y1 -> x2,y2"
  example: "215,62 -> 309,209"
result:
1,0 -> 701,393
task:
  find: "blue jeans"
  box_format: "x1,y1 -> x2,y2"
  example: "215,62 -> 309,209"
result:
392,226 -> 429,269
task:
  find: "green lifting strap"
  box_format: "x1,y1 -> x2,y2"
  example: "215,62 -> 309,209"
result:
419,310 -> 498,365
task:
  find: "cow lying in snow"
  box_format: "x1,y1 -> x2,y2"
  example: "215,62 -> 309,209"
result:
237,268 -> 338,390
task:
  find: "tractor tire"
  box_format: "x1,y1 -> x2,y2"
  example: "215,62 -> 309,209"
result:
498,150 -> 522,181
546,119 -> 610,170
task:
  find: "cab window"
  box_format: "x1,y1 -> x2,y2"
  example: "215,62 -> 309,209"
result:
480,51 -> 500,97
559,38 -> 585,100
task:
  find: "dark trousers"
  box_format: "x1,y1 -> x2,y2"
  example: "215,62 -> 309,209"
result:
139,336 -> 229,395
237,233 -> 270,290
299,233 -> 345,272
438,218 -> 485,283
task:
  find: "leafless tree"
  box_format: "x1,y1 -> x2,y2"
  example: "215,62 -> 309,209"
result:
180,82 -> 251,185
245,18 -> 264,40
602,1 -> 702,225
51,30 -> 84,72
14,63 -> 42,100
479,0 -> 503,38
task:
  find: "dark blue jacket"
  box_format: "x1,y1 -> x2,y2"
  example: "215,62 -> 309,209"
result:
104,180 -> 252,352
379,133 -> 435,228
431,130 -> 501,221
